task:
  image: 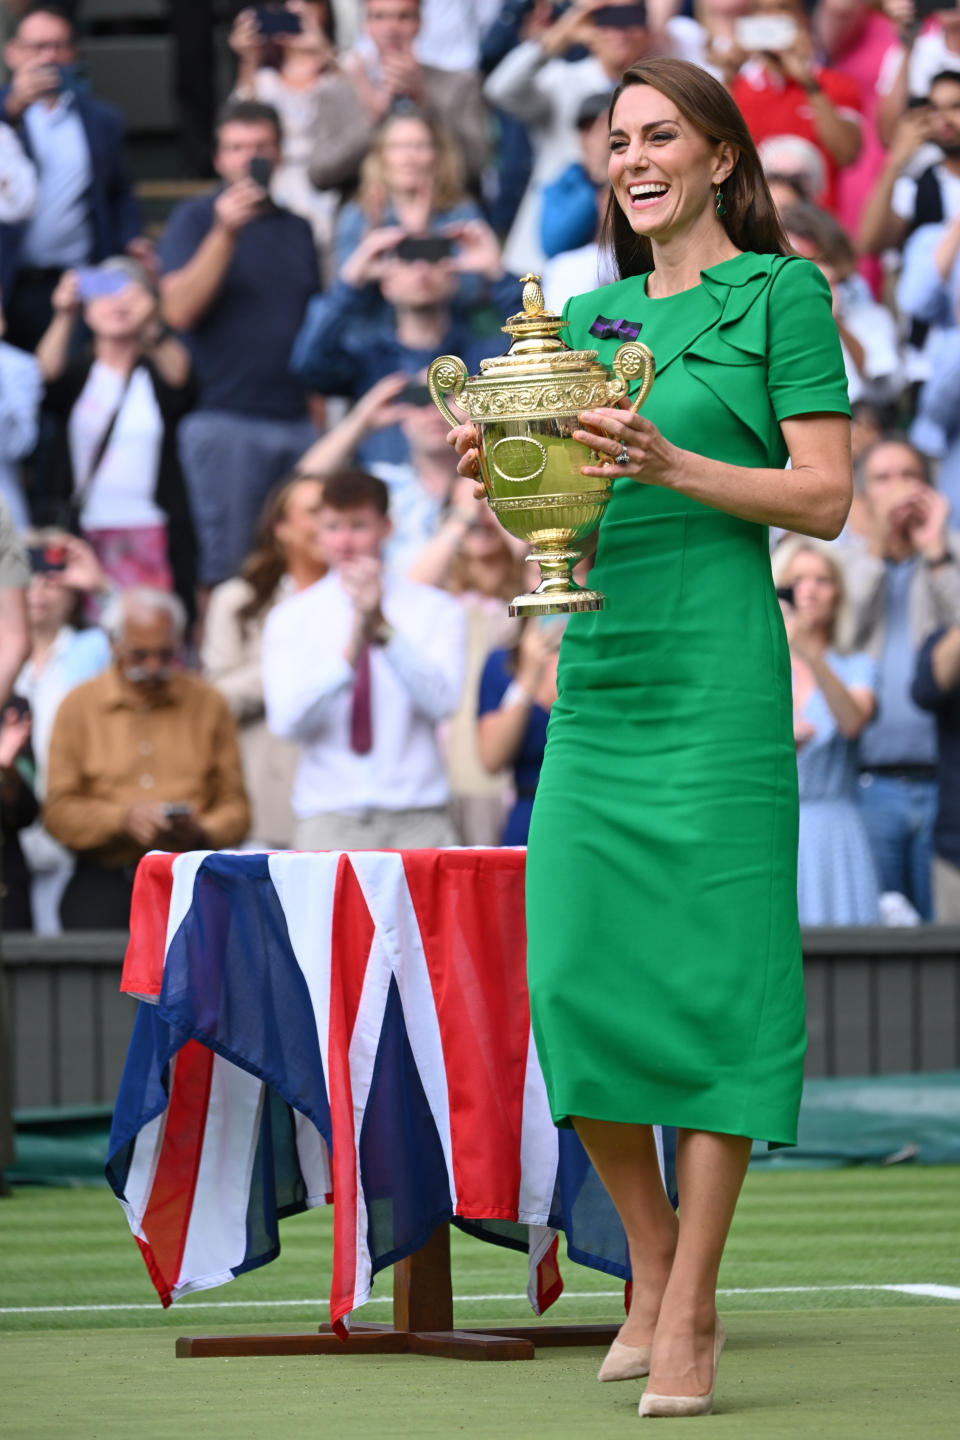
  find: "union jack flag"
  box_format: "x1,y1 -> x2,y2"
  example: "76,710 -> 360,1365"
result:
107,849 -> 675,1331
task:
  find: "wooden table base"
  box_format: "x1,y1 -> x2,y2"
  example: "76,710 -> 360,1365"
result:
176,1223 -> 622,1362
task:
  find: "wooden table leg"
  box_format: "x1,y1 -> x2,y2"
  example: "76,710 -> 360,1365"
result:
176,1221 -> 615,1360
393,1221 -> 454,1332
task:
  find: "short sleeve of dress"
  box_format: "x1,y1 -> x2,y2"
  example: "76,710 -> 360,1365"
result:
766,259 -> 851,423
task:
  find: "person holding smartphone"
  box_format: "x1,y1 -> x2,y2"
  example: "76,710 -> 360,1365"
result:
229,2 -> 352,263
290,216 -> 521,471
728,0 -> 862,212
772,538 -> 881,924
44,587 -> 250,929
452,58 -> 852,1416
33,258 -> 197,614
0,5 -> 147,351
157,98 -> 321,593
309,0 -> 489,195
485,0 -> 654,273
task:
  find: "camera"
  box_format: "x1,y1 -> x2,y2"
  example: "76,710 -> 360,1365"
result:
395,235 -> 454,263
28,543 -> 67,573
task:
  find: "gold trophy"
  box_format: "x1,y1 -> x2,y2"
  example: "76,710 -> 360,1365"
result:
427,275 -> 655,616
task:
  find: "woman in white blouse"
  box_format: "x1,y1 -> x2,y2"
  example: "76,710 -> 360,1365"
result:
34,258 -> 197,613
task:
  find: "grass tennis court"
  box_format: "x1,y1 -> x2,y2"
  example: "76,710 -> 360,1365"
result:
2,1167 -> 958,1438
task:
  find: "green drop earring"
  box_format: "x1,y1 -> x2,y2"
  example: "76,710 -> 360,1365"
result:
716,186 -> 726,218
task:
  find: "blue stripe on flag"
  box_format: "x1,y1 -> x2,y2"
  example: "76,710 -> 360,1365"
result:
358,974 -> 452,1277
157,853 -> 332,1147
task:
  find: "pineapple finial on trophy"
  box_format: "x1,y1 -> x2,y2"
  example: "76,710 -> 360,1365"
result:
519,273 -> 546,315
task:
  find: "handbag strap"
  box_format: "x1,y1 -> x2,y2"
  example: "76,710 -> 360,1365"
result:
74,362 -> 140,512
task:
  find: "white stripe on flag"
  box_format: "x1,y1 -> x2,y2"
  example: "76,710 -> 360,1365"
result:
117,1107 -> 167,1240
294,1108 -> 332,1203
171,1055 -> 265,1301
161,851 -> 213,981
350,852 -> 457,1209
517,1023 -> 558,1226
267,851 -> 339,1092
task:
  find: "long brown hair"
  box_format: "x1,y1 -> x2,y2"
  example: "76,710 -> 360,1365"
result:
600,58 -> 791,279
357,109 -> 466,223
237,474 -> 324,629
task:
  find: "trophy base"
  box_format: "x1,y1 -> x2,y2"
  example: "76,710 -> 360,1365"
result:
508,588 -> 606,617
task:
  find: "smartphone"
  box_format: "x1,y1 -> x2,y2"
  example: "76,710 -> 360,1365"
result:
255,7 -> 302,36
775,585 -> 796,608
913,0 -> 949,21
162,803 -> 192,821
395,235 -> 454,263
398,382 -> 433,407
248,156 -> 273,188
733,14 -> 798,51
592,3 -> 648,27
28,542 -> 67,573
77,268 -> 130,302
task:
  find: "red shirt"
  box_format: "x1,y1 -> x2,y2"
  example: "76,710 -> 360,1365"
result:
730,63 -> 863,212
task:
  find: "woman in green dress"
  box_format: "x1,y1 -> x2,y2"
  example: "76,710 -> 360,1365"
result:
453,58 -> 852,1417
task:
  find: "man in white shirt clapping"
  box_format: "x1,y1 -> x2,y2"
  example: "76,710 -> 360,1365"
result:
263,470 -> 466,850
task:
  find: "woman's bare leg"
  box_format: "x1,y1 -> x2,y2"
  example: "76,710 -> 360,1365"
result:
647,1128 -> 753,1397
572,1117 -> 679,1347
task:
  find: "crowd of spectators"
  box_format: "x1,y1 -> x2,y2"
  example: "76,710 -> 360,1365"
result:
6,0 -> 960,937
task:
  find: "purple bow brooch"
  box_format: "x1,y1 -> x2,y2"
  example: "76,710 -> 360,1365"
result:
589,315 -> 643,341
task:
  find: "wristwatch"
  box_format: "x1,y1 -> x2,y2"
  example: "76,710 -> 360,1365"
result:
924,550 -> 952,569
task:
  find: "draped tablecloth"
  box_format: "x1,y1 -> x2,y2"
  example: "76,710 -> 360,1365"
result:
108,848 -> 673,1332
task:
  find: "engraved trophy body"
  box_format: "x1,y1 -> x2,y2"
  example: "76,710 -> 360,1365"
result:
427,275 -> 655,616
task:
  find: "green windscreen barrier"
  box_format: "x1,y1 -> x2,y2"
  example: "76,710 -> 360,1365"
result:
753,1071 -> 960,1168
8,1075 -> 960,1186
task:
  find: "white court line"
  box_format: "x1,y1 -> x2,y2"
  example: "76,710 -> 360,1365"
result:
2,1283 -> 959,1316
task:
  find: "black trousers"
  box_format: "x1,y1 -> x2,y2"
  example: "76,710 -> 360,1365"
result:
3,270 -> 61,354
60,859 -> 137,931
167,1 -> 246,178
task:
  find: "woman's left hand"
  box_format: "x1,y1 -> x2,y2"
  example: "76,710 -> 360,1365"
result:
574,406 -> 681,488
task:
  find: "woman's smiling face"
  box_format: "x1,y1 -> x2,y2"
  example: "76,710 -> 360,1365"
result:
608,85 -> 733,244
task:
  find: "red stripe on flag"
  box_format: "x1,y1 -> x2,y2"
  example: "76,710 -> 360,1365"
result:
328,855 -> 376,1336
122,853 -> 177,996
536,1234 -> 564,1314
402,848 -> 529,1220
138,1040 -> 215,1300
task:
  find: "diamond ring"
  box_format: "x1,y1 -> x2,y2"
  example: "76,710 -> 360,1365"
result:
614,448 -> 631,465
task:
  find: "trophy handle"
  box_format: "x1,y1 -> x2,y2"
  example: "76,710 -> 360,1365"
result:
426,354 -> 470,428
612,341 -> 656,412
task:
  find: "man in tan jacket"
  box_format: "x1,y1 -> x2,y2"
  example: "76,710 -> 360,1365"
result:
308,0 -> 489,194
45,587 -> 250,928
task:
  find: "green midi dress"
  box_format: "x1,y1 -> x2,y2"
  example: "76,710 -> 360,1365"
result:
525,252 -> 850,1146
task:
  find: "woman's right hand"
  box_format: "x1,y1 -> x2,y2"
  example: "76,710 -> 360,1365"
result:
339,225 -> 405,290
50,269 -> 80,315
229,8 -> 265,59
516,622 -> 553,695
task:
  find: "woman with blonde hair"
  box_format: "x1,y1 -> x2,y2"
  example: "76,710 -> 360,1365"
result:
201,473 -> 326,848
772,536 -> 881,924
332,108 -> 483,303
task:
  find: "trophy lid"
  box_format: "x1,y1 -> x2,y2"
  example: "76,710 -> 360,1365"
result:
476,273 -> 610,381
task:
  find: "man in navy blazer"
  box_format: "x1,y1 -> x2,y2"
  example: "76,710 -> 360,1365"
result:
0,4 -> 144,350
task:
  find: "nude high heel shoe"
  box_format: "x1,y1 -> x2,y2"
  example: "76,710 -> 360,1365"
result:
638,1318 -> 726,1418
597,1337 -> 652,1382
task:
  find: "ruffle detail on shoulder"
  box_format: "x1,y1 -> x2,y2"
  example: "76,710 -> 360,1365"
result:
680,254 -> 803,452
